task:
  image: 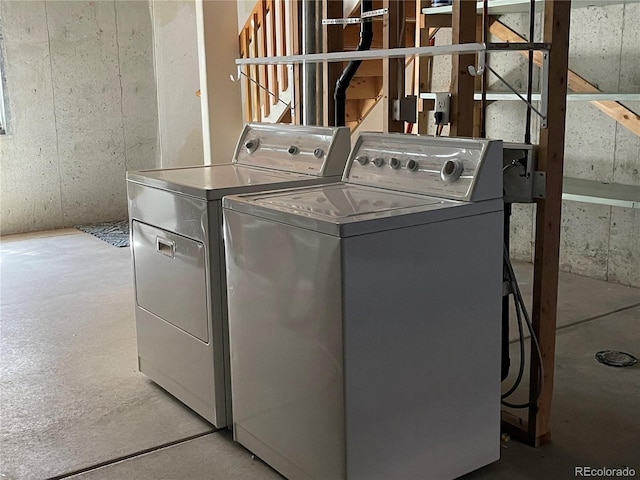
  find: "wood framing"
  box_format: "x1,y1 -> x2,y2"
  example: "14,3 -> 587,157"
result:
449,0 -> 476,137
291,1 -> 302,124
323,0 -> 344,126
417,1 -> 433,134
382,0 -> 404,132
528,0 -> 572,446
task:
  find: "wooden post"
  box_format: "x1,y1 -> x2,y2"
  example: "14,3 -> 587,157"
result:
528,0 -> 572,446
251,13 -> 261,121
267,0 -> 278,105
323,0 -> 344,126
417,2 -> 435,135
383,0 -> 404,133
290,0 -> 303,124
279,0 -> 288,91
449,0 -> 476,137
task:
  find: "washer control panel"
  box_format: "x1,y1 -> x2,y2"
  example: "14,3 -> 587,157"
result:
233,123 -> 351,177
344,133 -> 503,201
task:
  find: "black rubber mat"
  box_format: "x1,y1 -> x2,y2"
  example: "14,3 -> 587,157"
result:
76,220 -> 129,248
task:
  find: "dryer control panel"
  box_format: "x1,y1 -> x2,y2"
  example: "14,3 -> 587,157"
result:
344,133 -> 503,202
233,123 -> 350,178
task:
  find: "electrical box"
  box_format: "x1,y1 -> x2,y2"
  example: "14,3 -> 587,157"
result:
393,96 -> 418,123
434,93 -> 450,125
503,143 -> 542,203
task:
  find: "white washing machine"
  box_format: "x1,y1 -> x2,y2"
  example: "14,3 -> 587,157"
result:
223,133 -> 504,479
126,123 -> 350,428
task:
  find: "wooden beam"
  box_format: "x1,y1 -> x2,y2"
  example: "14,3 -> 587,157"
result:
449,0 -> 476,137
251,13 -> 260,121
415,2 -> 427,134
489,19 -> 640,137
258,1 -> 270,118
240,29 -> 252,122
323,0 -> 343,126
279,0 -> 288,91
529,0 -> 572,447
382,0 -> 404,133
266,0 -> 278,105
291,0 -> 302,124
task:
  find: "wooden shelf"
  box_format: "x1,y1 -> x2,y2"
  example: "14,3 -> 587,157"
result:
562,178 -> 640,209
420,92 -> 640,102
422,0 -> 635,16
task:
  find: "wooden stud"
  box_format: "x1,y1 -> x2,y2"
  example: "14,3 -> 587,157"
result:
417,12 -> 437,134
257,1 -> 269,117
529,0 -> 572,447
267,0 -> 278,105
279,0 -> 288,92
251,13 -> 260,121
256,2 -> 270,118
472,101 -> 481,138
382,0 -> 404,133
449,0 -> 476,137
323,0 -> 344,126
291,0 -> 302,124
242,29 -> 252,122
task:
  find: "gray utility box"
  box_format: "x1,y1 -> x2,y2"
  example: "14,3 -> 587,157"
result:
503,143 -> 541,204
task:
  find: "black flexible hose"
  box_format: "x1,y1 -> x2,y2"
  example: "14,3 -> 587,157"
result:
334,0 -> 373,127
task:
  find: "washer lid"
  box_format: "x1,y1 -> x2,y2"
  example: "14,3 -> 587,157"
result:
223,183 -> 501,237
126,164 -> 335,200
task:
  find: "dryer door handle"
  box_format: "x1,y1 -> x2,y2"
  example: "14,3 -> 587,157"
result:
156,237 -> 175,258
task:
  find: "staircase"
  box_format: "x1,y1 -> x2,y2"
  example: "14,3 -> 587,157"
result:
342,1 -> 417,131
238,0 -> 418,132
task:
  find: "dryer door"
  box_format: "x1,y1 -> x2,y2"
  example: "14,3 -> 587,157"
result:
132,220 -> 209,343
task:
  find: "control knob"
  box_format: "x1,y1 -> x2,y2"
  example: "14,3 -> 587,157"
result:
288,146 -> 299,155
440,159 -> 464,183
313,148 -> 324,158
389,157 -> 401,170
356,155 -> 370,166
244,139 -> 259,154
372,157 -> 385,167
406,159 -> 419,172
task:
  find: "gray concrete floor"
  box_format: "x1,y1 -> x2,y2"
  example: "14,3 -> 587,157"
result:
1,229 -> 638,480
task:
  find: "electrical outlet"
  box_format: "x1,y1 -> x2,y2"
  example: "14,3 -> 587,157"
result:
434,92 -> 450,125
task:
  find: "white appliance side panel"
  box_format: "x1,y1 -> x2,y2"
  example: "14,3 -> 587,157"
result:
342,211 -> 503,480
224,209 -> 345,480
210,202 -> 232,427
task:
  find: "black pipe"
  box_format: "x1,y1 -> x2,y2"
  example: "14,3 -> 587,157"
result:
334,0 -> 373,127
